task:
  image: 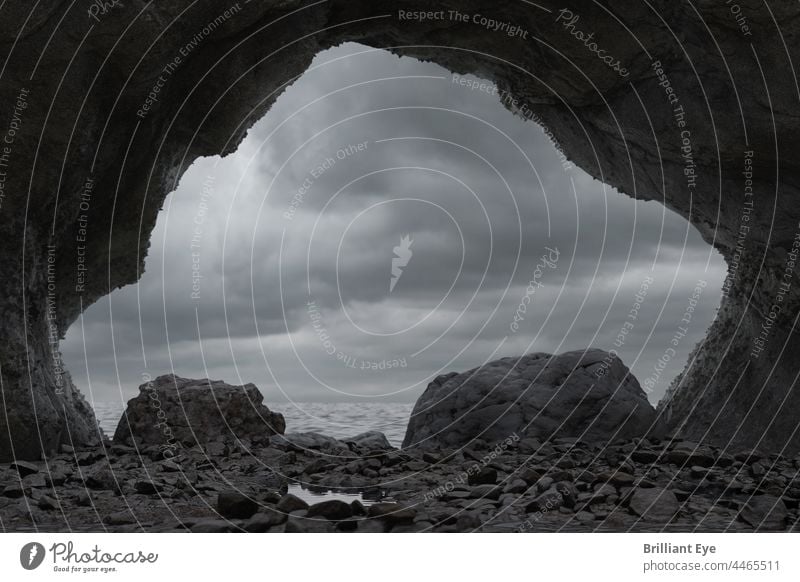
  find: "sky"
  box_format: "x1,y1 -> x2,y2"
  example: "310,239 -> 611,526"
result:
61,43 -> 726,409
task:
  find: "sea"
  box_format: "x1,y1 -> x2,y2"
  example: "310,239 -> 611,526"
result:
93,401 -> 414,448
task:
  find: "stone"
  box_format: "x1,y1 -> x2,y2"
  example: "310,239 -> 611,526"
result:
575,511 -> 595,523
85,466 -> 121,492
113,375 -> 285,447
468,467 -> 497,486
526,488 -> 566,514
276,493 -> 308,513
9,460 -> 39,477
367,503 -> 417,524
469,484 -> 501,500
37,495 -> 59,510
284,517 -> 334,533
306,500 -> 353,521
134,480 -> 163,495
217,491 -> 259,519
1,483 -> 25,498
104,511 -> 136,526
272,433 -> 350,455
422,452 -> 442,464
403,350 -> 658,449
666,447 -> 715,468
343,431 -> 393,451
22,473 -> 46,488
456,513 -> 483,530
738,495 -> 788,531
244,509 -> 286,532
628,488 -> 680,522
303,458 -> 333,475
350,499 -> 367,516
598,471 -> 635,487
504,479 -> 529,494
517,467 -> 542,485
631,449 -> 661,464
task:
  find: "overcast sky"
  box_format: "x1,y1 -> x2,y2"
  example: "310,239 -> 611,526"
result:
62,43 -> 726,409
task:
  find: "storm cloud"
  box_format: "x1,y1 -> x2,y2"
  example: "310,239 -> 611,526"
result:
62,43 -> 726,408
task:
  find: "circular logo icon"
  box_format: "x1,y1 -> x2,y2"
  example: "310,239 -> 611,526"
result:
20,542 -> 45,570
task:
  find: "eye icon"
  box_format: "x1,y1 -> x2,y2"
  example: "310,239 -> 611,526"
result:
20,542 -> 46,570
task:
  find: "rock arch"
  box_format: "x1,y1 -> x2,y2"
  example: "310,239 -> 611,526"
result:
1,1 -> 798,460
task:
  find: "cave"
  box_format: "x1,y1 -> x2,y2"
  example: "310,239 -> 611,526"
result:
1,1 -> 798,462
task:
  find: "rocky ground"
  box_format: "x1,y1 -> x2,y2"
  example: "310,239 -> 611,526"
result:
2,432 -> 798,533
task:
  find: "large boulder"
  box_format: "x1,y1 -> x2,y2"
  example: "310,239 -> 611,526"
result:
113,375 -> 285,448
402,349 -> 658,449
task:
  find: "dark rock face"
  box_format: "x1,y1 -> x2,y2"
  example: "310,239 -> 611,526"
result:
113,375 -> 285,448
403,350 -> 658,449
1,2 -> 799,459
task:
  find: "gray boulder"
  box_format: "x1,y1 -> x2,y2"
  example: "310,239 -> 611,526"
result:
113,374 -> 285,448
402,349 -> 659,449
343,431 -> 394,452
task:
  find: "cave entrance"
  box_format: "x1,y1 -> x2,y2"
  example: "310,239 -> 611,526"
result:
62,44 -> 725,435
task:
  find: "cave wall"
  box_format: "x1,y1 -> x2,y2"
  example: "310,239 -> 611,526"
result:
0,0 -> 798,460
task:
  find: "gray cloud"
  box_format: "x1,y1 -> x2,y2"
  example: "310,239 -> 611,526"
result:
62,43 -> 725,409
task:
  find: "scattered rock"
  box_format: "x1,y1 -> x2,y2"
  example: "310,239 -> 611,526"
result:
629,488 -> 680,522
306,500 -> 353,521
272,433 -> 350,455
738,495 -> 788,531
276,493 -> 308,513
368,503 -> 417,524
526,488 -> 566,513
217,492 -> 259,519
134,480 -> 163,495
85,466 -> 120,492
104,511 -> 136,526
9,460 -> 39,477
343,431 -> 393,452
38,495 -> 59,510
468,467 -> 497,486
244,508 -> 287,532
